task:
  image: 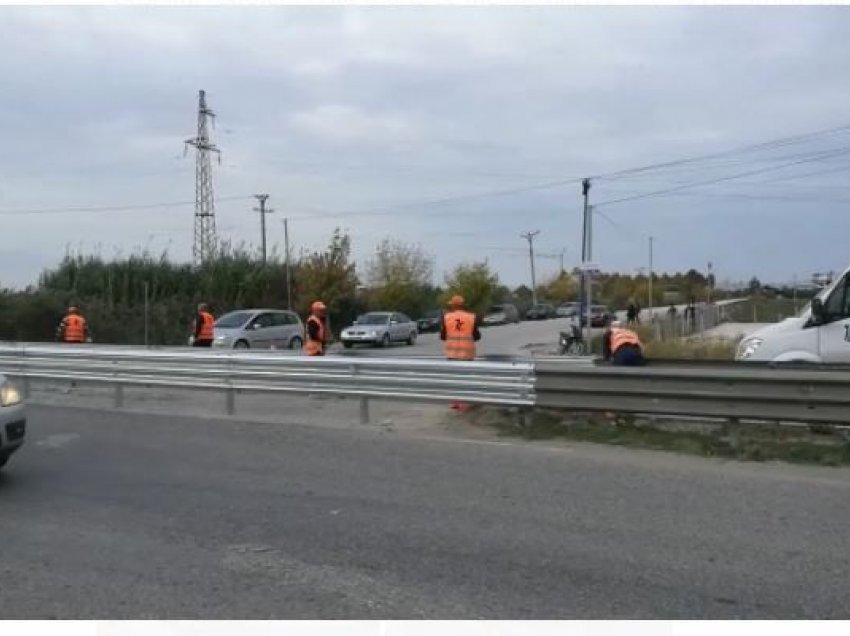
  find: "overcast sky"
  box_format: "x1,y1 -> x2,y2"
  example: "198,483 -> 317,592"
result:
3,5 -> 850,290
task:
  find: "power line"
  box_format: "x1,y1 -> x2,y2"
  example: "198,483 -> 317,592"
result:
594,146 -> 850,208
0,195 -> 253,216
591,122 -> 850,181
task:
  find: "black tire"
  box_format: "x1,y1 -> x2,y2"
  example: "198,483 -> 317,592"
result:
567,341 -> 586,356
381,333 -> 391,348
289,336 -> 303,350
234,340 -> 249,350
407,331 -> 417,345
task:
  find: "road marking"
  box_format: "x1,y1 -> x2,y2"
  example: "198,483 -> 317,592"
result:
36,433 -> 80,449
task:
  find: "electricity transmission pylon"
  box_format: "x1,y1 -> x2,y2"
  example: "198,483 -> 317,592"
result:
184,89 -> 220,265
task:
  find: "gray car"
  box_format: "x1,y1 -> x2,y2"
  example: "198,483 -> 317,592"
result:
0,374 -> 26,470
212,309 -> 304,350
341,312 -> 418,348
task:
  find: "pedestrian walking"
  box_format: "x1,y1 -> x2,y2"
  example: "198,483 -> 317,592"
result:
191,303 -> 215,347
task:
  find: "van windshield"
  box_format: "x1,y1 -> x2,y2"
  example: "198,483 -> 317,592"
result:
357,313 -> 390,325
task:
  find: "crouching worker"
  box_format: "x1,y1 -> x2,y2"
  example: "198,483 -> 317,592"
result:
603,320 -> 646,366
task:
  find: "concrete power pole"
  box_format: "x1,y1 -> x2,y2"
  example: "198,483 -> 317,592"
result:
521,230 -> 541,306
648,236 -> 654,319
185,90 -> 221,265
253,194 -> 273,264
283,217 -> 292,310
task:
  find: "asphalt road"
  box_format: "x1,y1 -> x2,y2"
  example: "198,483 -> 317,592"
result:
2,404 -> 849,619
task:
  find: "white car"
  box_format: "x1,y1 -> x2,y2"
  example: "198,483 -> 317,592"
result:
737,264 -> 850,363
341,312 -> 418,348
0,375 -> 26,470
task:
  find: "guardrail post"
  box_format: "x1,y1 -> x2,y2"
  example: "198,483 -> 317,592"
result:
114,383 -> 124,408
351,363 -> 369,424
226,356 -> 236,416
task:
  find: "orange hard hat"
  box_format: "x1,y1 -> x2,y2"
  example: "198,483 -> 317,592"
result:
448,295 -> 464,307
311,300 -> 327,313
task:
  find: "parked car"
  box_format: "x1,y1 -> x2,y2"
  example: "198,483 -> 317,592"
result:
341,312 -> 418,348
417,309 -> 443,334
482,304 -> 521,326
556,302 -> 580,318
525,303 -> 556,320
212,309 -> 304,350
579,305 -> 615,328
0,375 -> 26,471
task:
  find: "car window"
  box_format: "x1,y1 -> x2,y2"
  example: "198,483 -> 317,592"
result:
823,276 -> 850,320
358,313 -> 390,325
271,312 -> 294,327
251,313 -> 273,329
397,313 -> 411,323
215,311 -> 253,329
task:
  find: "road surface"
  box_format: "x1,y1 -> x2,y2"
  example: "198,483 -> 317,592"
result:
1,404 -> 848,619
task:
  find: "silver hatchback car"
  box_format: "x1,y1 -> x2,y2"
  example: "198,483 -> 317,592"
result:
212,309 -> 304,350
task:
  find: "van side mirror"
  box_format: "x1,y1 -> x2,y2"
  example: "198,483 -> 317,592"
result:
811,298 -> 825,324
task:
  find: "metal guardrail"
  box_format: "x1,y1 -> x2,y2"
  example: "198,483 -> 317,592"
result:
0,343 -> 536,423
4,343 -> 850,426
535,357 -> 850,424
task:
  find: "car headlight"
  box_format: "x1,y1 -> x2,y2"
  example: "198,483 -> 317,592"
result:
0,381 -> 22,407
737,337 -> 763,360
369,330 -> 378,337
215,334 -> 229,342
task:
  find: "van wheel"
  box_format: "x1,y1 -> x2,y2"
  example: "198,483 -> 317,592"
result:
407,331 -> 417,345
289,336 -> 303,350
234,340 -> 249,349
381,333 -> 391,348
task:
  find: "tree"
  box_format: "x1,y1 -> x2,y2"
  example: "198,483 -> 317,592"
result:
748,276 -> 762,293
442,261 -> 500,315
366,238 -> 435,317
294,228 -> 360,333
540,271 -> 578,304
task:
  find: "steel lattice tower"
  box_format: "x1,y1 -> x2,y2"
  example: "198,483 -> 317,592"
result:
184,90 -> 220,265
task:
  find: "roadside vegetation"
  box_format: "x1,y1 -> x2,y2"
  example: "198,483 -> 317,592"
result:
466,407 -> 850,467
1,228 -> 761,346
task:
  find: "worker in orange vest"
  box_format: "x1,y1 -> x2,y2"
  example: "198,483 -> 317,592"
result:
603,320 -> 646,366
56,306 -> 90,343
192,303 -> 216,347
304,300 -> 328,356
441,294 -> 482,411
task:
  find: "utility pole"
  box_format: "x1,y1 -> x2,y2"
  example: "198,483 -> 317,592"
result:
184,89 -> 221,266
648,236 -> 654,319
707,260 -> 713,304
521,230 -> 541,306
559,248 -> 566,275
580,179 -> 593,344
283,217 -> 292,310
253,194 -> 273,264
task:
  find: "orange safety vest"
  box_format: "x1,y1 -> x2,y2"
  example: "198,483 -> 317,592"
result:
610,328 -> 642,353
304,315 -> 326,356
197,311 -> 215,341
63,314 -> 86,343
443,310 -> 476,361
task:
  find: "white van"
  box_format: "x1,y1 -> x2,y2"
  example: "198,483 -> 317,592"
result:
736,268 -> 850,363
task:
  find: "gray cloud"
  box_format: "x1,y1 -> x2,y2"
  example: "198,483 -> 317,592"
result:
2,6 -> 850,290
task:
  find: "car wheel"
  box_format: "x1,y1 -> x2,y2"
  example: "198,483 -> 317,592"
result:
407,331 -> 416,345
381,333 -> 391,348
289,336 -> 303,350
567,341 -> 586,356
234,340 -> 249,349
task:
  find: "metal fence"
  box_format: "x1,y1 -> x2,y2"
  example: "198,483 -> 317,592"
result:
0,343 -> 536,423
5,343 -> 850,426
